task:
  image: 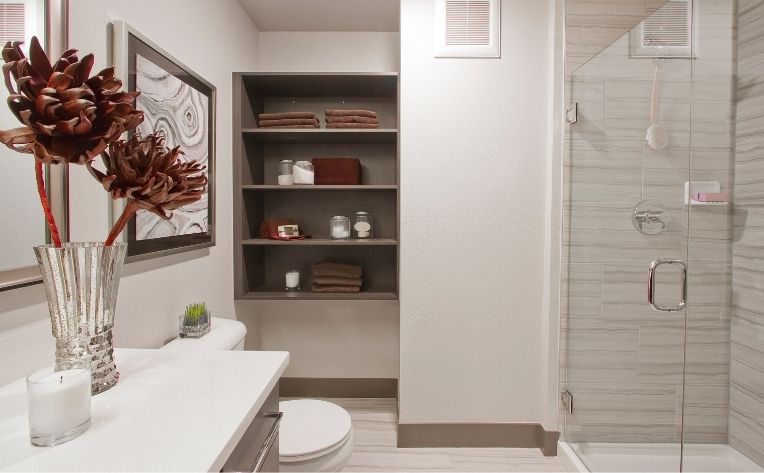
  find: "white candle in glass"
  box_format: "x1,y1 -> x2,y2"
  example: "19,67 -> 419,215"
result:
330,216 -> 350,239
332,226 -> 350,239
27,367 -> 91,446
285,270 -> 301,290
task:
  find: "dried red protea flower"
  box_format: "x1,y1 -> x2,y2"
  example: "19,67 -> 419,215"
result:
88,134 -> 208,245
0,37 -> 144,164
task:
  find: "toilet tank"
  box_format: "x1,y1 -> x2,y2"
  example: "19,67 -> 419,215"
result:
162,317 -> 247,352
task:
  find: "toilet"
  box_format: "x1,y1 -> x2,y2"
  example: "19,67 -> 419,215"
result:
163,317 -> 354,472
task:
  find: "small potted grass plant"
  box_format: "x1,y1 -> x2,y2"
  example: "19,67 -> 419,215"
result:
180,303 -> 211,338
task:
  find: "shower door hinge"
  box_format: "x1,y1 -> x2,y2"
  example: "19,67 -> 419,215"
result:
566,103 -> 578,124
561,390 -> 574,414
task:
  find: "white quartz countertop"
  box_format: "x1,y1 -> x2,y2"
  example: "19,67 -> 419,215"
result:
0,348 -> 289,472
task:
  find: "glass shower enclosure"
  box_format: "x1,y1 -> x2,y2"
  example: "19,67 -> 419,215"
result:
560,0 -> 764,471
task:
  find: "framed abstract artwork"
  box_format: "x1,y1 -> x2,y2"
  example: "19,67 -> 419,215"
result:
112,21 -> 215,262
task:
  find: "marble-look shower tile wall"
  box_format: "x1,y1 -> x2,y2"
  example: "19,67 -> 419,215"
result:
565,0 -> 671,75
730,0 -> 764,466
561,0 -> 734,443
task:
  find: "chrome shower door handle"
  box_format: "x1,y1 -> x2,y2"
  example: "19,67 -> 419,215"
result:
648,259 -> 687,312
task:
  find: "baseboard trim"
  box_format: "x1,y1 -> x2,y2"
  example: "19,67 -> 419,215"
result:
279,377 -> 398,398
397,423 -> 560,456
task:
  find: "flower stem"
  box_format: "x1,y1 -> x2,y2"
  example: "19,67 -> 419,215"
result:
105,201 -> 138,246
35,160 -> 61,247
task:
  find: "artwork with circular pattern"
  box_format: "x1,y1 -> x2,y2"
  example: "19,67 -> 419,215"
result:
135,54 -> 209,240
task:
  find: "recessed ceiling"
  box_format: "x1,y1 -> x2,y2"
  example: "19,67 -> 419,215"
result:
238,0 -> 399,32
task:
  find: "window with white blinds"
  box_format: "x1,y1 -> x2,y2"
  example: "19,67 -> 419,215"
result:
630,0 -> 693,58
435,0 -> 500,58
0,3 -> 25,44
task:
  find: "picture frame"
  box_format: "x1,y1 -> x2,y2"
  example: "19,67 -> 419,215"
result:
112,20 -> 216,263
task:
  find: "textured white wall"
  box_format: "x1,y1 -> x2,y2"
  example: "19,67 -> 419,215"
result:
0,0 -> 259,386
249,31 -> 401,379
399,0 -> 554,424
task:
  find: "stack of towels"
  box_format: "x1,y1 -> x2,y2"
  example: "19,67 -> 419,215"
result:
325,109 -> 379,129
312,262 -> 363,293
258,112 -> 319,129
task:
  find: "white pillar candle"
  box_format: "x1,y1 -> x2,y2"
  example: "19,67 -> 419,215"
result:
285,270 -> 301,290
27,367 -> 91,446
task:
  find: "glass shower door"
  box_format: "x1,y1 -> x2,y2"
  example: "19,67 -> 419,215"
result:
561,1 -> 697,470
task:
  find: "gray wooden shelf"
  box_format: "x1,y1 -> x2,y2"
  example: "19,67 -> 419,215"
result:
242,185 -> 397,191
241,291 -> 399,301
233,72 -> 400,301
242,238 -> 398,246
242,128 -> 398,144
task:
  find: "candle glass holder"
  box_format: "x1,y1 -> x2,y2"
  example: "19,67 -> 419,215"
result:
330,216 -> 351,240
27,363 -> 92,447
285,270 -> 301,291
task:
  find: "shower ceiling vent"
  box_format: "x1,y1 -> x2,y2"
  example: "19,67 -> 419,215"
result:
630,0 -> 693,58
434,0 -> 500,58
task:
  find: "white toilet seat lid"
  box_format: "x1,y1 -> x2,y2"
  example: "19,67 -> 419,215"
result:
278,400 -> 352,460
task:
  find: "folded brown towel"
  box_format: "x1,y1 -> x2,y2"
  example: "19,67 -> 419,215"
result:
312,262 -> 362,279
260,125 -> 319,129
313,276 -> 363,287
259,112 -> 316,120
327,123 -> 379,129
312,285 -> 361,294
326,116 -> 380,125
259,118 -> 320,128
325,109 -> 378,119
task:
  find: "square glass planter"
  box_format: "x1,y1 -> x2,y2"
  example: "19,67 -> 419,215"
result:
179,312 -> 211,338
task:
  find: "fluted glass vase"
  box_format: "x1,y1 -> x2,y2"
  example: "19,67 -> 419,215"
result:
34,242 -> 127,395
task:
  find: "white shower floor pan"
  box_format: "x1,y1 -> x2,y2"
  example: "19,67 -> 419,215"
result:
559,441 -> 763,472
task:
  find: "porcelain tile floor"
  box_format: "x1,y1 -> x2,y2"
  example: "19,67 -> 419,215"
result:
283,398 -> 564,472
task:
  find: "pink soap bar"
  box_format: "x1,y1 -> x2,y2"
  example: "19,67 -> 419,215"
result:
692,192 -> 729,202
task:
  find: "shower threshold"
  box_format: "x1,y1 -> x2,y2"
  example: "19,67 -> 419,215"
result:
558,441 -> 763,472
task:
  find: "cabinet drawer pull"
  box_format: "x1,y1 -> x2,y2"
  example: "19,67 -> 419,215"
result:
249,412 -> 283,472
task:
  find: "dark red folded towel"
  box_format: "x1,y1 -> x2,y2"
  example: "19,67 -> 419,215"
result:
311,285 -> 361,294
312,262 -> 363,279
325,109 -> 378,119
326,123 -> 379,129
311,158 -> 362,185
259,118 -> 320,128
258,112 -> 316,120
326,116 -> 380,125
313,276 -> 363,287
260,125 -> 319,129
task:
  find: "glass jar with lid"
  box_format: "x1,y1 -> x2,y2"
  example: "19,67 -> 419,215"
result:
353,211 -> 373,239
278,160 -> 294,185
293,161 -> 314,185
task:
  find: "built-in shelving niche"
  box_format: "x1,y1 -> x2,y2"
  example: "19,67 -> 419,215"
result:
233,73 -> 400,301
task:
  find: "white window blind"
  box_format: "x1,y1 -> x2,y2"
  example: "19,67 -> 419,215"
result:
0,3 -> 25,44
434,0 -> 500,58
